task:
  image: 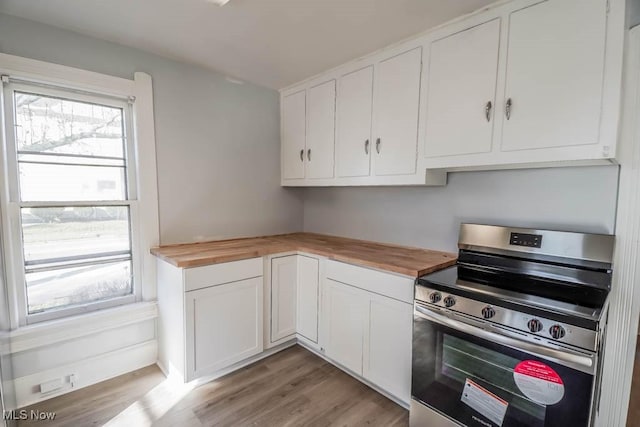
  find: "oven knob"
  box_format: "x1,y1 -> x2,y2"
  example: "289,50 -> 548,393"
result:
549,325 -> 566,340
443,296 -> 456,308
429,292 -> 442,304
481,306 -> 496,319
527,319 -> 543,333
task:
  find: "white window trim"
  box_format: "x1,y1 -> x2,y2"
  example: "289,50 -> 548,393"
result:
0,53 -> 160,329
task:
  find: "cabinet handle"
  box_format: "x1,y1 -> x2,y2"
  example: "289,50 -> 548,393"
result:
485,101 -> 492,122
365,139 -> 370,154
376,138 -> 381,154
300,149 -> 304,162
307,148 -> 311,162
505,98 -> 512,120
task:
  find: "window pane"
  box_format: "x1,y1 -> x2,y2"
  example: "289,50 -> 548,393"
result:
14,91 -> 125,159
26,261 -> 132,314
22,207 -> 130,263
18,162 -> 126,201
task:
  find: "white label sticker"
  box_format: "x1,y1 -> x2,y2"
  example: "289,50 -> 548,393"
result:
461,378 -> 508,427
513,360 -> 565,405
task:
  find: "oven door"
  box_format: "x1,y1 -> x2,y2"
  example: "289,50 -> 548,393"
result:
412,303 -> 596,427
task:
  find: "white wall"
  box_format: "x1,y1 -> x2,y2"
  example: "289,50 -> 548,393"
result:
0,13 -> 303,245
303,165 -> 619,252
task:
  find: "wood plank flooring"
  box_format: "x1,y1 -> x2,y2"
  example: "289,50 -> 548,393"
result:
628,341 -> 640,427
17,345 -> 408,426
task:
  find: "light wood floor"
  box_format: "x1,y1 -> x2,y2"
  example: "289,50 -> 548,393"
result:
18,345 -> 408,426
628,341 -> 640,427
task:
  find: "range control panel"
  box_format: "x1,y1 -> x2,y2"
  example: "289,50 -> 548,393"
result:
414,285 -> 598,352
509,232 -> 543,248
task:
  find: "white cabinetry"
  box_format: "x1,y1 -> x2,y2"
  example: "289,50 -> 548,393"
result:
186,277 -> 263,379
336,66 -> 374,178
364,293 -> 413,403
269,256 -> 298,343
322,261 -> 414,404
324,279 -> 367,374
281,81 -> 336,183
306,80 -> 336,179
424,0 -> 620,170
501,0 -> 607,152
373,47 -> 423,176
297,255 -> 320,343
157,257 -> 264,382
282,45 -> 440,186
425,19 -> 501,158
281,90 -> 305,180
282,0 -> 624,182
266,254 -> 321,348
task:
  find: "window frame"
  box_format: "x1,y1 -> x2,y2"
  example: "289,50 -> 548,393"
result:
0,59 -> 157,327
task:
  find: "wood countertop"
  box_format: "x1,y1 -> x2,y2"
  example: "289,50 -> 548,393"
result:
151,232 -> 457,277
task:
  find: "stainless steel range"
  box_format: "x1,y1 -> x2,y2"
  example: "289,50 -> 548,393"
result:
410,224 -> 615,427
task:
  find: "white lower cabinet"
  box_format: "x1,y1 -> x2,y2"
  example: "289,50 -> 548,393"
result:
186,277 -> 263,380
363,293 -> 413,403
324,279 -> 367,374
156,257 -> 264,383
323,261 -> 414,404
269,256 -> 298,343
297,255 -> 320,343
158,254 -> 412,405
267,254 -> 321,347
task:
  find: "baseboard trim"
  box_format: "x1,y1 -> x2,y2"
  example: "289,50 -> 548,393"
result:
10,339 -> 157,409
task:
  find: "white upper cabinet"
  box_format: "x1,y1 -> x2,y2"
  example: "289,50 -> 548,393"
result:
501,0 -> 607,152
425,19 -> 501,158
281,0 -> 624,183
372,47 -> 423,176
336,66 -> 374,178
306,80 -> 336,179
281,90 -> 305,180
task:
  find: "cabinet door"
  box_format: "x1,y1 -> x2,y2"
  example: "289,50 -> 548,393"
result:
501,0 -> 607,152
185,277 -> 263,380
281,90 -> 306,180
373,47 -> 422,176
271,256 -> 297,342
297,255 -> 319,342
324,279 -> 366,375
306,80 -> 336,179
363,294 -> 413,403
425,20 -> 501,158
336,66 -> 374,178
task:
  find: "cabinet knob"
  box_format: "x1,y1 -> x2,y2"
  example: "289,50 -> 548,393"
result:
365,139 -> 370,155
485,101 -> 492,122
376,138 -> 381,154
307,149 -> 311,162
505,98 -> 513,120
300,149 -> 304,162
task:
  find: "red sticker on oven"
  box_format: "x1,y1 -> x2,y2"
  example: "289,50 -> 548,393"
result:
513,360 -> 565,405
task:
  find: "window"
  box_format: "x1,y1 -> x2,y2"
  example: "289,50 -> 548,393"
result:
1,81 -> 140,323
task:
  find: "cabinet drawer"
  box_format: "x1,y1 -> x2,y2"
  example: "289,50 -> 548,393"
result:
184,257 -> 263,292
325,260 -> 414,303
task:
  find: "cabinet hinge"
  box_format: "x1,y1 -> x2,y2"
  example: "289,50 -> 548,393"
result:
0,75 -> 9,84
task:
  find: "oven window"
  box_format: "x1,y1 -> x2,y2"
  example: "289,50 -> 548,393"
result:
440,334 -> 546,422
412,314 -> 594,427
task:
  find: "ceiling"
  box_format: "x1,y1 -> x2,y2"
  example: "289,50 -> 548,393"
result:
0,0 -> 495,89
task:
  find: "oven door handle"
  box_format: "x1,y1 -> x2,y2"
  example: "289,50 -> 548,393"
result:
414,304 -> 595,374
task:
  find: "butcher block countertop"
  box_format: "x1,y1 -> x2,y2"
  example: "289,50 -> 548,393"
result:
150,232 -> 457,277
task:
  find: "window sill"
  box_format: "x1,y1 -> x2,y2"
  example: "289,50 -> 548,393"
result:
5,301 -> 158,354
